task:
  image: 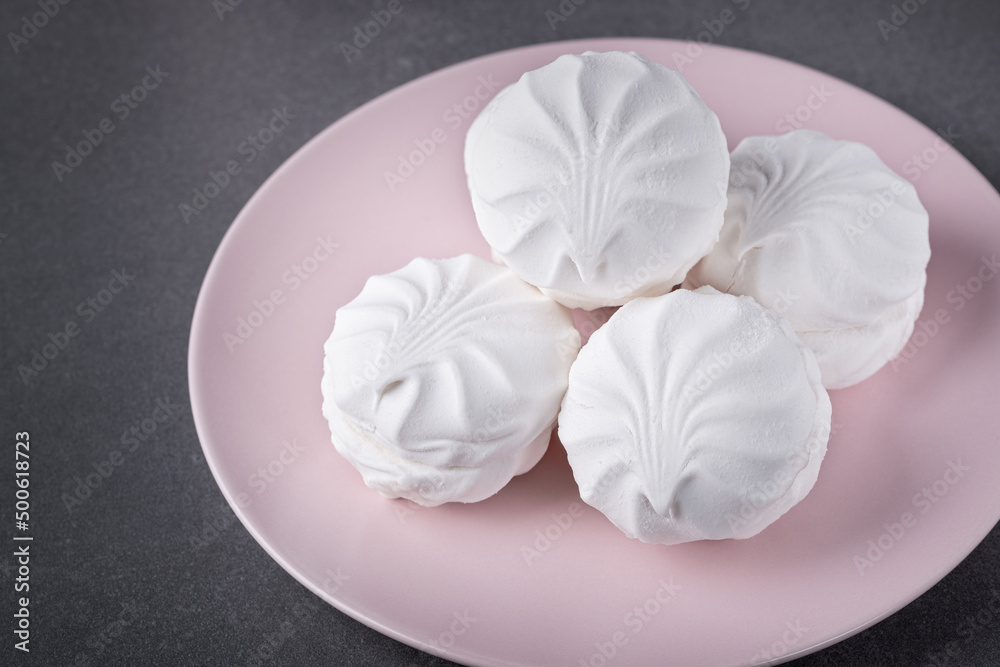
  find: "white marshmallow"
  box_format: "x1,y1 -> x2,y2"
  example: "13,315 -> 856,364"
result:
322,254 -> 581,506
686,129 -> 931,388
464,50 -> 730,310
558,287 -> 832,545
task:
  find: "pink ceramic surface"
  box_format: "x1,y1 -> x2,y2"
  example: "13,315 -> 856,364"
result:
188,39 -> 1000,666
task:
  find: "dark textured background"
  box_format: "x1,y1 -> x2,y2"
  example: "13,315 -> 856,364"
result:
2,1 -> 999,665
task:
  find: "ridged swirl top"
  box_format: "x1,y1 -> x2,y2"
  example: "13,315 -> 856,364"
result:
464,51 -> 730,310
687,129 -> 930,332
558,287 -> 832,545
322,254 -> 580,504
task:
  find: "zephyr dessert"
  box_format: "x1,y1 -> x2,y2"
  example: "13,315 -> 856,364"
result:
321,254 -> 580,506
464,50 -> 730,310
686,129 -> 931,389
321,51 -> 931,545
558,287 -> 831,545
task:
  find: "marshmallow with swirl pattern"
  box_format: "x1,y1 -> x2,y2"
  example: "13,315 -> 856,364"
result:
558,286 -> 832,545
322,254 -> 581,506
464,50 -> 730,310
685,130 -> 931,388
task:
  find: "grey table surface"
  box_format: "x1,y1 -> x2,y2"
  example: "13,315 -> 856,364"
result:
2,1 -> 999,665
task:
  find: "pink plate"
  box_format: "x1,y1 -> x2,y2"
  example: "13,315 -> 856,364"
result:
188,38 -> 1000,666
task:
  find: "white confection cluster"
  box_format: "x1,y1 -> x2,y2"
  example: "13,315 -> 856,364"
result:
322,51 -> 930,545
